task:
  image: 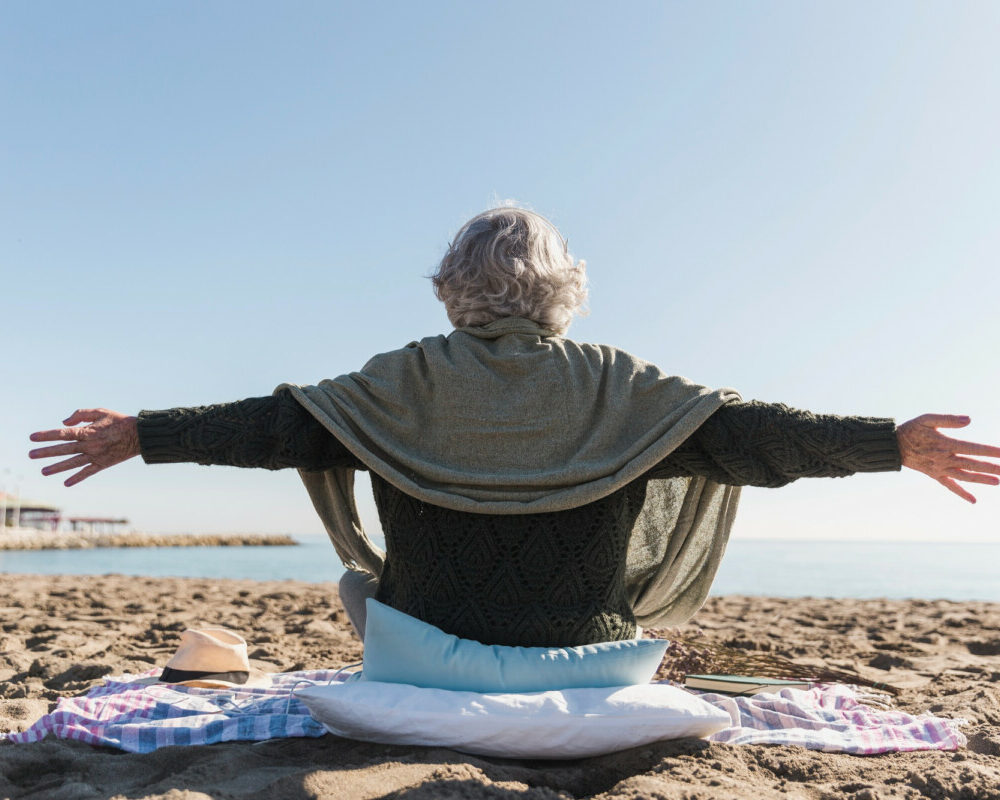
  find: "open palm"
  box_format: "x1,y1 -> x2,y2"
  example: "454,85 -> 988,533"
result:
896,414 -> 1000,503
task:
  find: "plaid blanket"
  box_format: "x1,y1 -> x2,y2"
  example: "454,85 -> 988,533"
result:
702,684 -> 967,754
3,672 -> 966,755
3,669 -> 339,753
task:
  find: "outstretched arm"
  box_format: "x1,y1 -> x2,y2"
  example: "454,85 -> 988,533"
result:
647,402 -> 1000,503
29,391 -> 361,486
135,393 -> 360,471
646,401 -> 900,487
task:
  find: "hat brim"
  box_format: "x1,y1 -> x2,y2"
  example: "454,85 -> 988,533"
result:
126,667 -> 273,690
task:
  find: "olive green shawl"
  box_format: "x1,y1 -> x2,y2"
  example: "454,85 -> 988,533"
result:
277,317 -> 743,627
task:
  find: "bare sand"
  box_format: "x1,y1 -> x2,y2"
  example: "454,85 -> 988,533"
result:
0,574 -> 997,799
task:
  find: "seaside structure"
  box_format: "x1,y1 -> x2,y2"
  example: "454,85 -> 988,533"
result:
0,491 -> 60,531
0,493 -> 129,534
0,492 -> 293,549
67,516 -> 130,534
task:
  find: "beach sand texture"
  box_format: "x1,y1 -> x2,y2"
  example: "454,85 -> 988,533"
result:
0,574 -> 997,800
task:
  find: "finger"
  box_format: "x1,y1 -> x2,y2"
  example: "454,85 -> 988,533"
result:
951,457 -> 1000,475
29,427 -> 84,443
63,409 -> 104,426
42,454 -> 90,476
64,463 -> 103,487
917,414 -> 971,428
937,476 -> 976,504
949,440 -> 1000,459
28,443 -> 83,460
946,469 -> 1000,486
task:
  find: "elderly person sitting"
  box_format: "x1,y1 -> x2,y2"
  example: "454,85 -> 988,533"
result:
29,207 -> 1000,648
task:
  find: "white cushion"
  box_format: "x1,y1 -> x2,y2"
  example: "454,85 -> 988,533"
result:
296,680 -> 732,759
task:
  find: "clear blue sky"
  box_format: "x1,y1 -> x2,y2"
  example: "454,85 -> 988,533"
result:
2,1 -> 998,544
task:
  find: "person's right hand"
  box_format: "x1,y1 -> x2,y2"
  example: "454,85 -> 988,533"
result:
896,414 -> 1000,503
28,409 -> 140,487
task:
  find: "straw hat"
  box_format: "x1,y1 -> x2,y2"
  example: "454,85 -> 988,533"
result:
143,628 -> 272,689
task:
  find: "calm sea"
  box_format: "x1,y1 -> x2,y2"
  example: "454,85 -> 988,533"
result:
0,535 -> 997,602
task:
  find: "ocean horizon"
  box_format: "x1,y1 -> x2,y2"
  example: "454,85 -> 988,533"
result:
0,534 -> 996,603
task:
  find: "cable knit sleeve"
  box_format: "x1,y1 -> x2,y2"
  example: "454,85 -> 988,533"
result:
137,389 -> 363,471
646,400 -> 902,487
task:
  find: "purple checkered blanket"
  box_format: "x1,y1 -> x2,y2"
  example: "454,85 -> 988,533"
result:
3,669 -> 338,753
3,672 -> 966,755
701,683 -> 966,753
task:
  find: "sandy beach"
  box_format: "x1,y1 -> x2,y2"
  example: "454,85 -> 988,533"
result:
0,574 -> 997,800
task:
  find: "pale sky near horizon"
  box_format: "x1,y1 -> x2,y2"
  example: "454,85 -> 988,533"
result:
2,2 -> 999,549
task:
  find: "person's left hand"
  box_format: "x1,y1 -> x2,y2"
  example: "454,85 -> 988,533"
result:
29,408 -> 140,486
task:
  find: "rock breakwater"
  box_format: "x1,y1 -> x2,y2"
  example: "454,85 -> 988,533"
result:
0,530 -> 298,550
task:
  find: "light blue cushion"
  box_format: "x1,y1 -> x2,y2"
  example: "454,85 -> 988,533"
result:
361,599 -> 668,693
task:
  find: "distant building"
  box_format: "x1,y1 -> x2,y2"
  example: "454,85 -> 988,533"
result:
0,492 -> 61,531
0,493 -> 129,533
67,517 -> 129,534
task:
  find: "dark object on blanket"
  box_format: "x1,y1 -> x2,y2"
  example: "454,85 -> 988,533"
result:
658,630 -> 902,697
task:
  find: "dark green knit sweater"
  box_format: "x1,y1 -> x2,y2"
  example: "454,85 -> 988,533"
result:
138,391 -> 900,646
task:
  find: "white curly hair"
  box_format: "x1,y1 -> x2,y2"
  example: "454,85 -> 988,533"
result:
431,205 -> 588,334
